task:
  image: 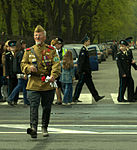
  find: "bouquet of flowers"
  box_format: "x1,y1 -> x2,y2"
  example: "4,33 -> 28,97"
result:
41,76 -> 57,88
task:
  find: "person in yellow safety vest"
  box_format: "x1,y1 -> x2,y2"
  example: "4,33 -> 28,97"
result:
52,37 -> 68,105
62,48 -> 68,58
55,37 -> 67,60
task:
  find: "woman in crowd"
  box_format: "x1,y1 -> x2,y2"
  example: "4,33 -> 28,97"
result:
7,40 -> 30,106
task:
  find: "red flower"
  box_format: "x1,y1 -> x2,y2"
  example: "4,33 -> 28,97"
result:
26,48 -> 31,51
48,45 -> 54,49
41,76 -> 46,82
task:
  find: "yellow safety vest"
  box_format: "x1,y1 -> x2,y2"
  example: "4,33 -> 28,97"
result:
62,48 -> 68,57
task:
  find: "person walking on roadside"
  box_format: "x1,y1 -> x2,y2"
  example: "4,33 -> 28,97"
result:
51,37 -> 67,105
7,40 -> 30,106
72,34 -> 105,103
1,40 -> 10,102
5,40 -> 19,105
0,42 -> 5,102
50,38 -> 63,105
60,50 -> 75,106
21,25 -> 61,138
116,40 -> 137,102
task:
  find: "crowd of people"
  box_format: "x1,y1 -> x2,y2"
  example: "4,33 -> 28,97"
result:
0,24 -> 137,138
0,33 -> 136,106
0,39 -> 30,106
0,24 -> 105,138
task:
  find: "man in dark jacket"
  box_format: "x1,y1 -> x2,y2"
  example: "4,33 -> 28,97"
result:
7,40 -> 30,106
5,41 -> 19,105
0,42 -> 4,101
116,40 -> 137,102
73,34 -> 105,103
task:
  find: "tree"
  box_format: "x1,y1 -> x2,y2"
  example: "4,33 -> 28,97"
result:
1,0 -> 12,35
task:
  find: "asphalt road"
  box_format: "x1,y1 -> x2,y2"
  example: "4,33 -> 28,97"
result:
1,51 -> 137,150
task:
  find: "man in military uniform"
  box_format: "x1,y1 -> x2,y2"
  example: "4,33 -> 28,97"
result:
21,25 -> 61,138
116,40 -> 137,102
72,34 -> 105,103
125,37 -> 137,100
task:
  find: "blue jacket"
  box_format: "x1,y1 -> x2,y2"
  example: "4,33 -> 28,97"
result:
59,63 -> 75,83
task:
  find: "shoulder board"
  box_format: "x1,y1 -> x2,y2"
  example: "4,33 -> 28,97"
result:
5,52 -> 10,55
25,48 -> 31,51
46,45 -> 55,50
117,52 -> 121,55
81,46 -> 86,50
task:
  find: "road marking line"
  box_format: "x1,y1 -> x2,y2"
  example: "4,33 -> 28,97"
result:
53,93 -> 92,104
1,124 -> 137,127
0,124 -> 137,135
0,94 -> 92,105
0,132 -> 137,135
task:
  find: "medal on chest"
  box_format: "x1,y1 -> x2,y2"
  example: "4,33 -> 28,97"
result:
41,49 -> 51,68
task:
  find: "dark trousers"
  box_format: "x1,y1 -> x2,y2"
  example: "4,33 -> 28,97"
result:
7,76 -> 19,103
118,76 -> 134,101
73,73 -> 99,100
0,76 -> 3,99
27,90 -> 55,130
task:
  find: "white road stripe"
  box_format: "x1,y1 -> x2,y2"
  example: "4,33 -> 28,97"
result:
1,124 -> 137,127
2,93 -> 137,105
50,93 -> 92,104
0,132 -> 137,135
0,124 -> 137,135
0,94 -> 92,105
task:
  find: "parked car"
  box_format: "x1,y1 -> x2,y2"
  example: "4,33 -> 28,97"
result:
64,44 -> 82,55
101,43 -> 109,58
106,42 -> 113,54
87,46 -> 99,71
98,44 -> 107,61
87,44 -> 103,63
64,44 -> 99,70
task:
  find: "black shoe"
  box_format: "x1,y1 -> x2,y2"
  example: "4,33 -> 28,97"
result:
7,101 -> 14,106
27,128 -> 37,138
72,97 -> 82,102
0,98 -> 4,102
55,102 -> 62,105
42,127 -> 49,137
77,100 -> 82,102
14,102 -> 17,105
95,96 -> 105,102
73,99 -> 82,102
117,99 -> 128,102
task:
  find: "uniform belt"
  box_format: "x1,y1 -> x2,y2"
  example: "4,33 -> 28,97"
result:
31,73 -> 47,78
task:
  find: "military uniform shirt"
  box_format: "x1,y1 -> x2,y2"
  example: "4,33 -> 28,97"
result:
78,45 -> 91,74
116,50 -> 136,77
21,43 -> 61,91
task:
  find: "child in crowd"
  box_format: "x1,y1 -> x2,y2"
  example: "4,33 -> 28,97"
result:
59,50 -> 75,105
